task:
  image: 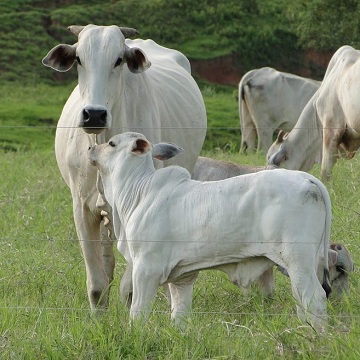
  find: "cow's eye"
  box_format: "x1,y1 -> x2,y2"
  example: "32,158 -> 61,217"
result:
114,57 -> 122,68
76,56 -> 82,66
109,141 -> 116,147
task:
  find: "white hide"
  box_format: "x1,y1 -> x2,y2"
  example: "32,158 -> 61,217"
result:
89,132 -> 332,332
239,67 -> 320,153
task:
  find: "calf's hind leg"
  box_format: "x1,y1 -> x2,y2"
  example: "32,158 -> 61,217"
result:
168,273 -> 198,327
288,267 -> 328,333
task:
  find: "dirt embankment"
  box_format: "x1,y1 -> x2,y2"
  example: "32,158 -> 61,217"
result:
190,50 -> 333,86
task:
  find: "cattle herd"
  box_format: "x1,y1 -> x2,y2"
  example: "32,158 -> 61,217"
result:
42,24 -> 357,333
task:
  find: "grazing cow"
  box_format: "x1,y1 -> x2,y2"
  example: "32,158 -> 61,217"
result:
89,132 -> 332,332
277,243 -> 354,296
192,157 -> 353,297
42,24 -> 207,310
267,46 -> 360,180
239,67 -> 320,153
327,243 -> 355,295
192,156 -> 276,181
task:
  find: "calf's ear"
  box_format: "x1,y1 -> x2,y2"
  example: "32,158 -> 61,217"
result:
152,143 -> 184,161
132,138 -> 152,156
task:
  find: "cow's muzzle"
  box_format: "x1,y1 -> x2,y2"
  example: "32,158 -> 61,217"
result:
80,105 -> 108,134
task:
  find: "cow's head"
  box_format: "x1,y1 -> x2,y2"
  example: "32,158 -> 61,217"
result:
42,24 -> 151,134
267,130 -> 321,172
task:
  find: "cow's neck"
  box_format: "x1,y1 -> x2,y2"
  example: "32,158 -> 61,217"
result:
287,98 -> 323,163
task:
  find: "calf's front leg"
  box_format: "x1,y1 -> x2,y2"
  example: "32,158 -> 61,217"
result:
130,262 -> 162,321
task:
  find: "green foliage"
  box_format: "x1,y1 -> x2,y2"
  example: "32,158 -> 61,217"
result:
0,0 -> 303,84
286,0 -> 360,51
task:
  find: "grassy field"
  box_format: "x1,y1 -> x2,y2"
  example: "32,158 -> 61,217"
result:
1,84 -> 360,359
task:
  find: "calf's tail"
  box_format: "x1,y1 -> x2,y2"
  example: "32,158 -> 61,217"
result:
322,268 -> 332,298
310,177 -> 332,298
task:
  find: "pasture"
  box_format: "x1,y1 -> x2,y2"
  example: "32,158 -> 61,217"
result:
1,84 -> 360,359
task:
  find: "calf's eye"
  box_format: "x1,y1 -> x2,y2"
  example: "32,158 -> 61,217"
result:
76,56 -> 82,66
109,141 -> 116,147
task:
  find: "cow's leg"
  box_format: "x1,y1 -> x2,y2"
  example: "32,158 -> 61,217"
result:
168,273 -> 198,327
120,262 -> 133,307
322,127 -> 343,180
240,115 -> 257,153
287,267 -> 327,332
256,267 -> 275,296
73,199 -> 111,310
100,218 -> 115,285
257,125 -> 274,154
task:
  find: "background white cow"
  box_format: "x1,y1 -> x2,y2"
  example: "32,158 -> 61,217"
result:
267,46 -> 360,180
89,132 -> 332,332
239,67 -> 320,153
42,24 -> 207,310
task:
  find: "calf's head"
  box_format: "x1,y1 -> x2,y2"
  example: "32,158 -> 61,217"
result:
88,132 -> 183,175
42,24 -> 151,134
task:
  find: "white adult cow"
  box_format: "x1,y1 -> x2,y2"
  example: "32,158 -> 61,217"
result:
42,24 -> 207,310
267,46 -> 360,180
89,132 -> 332,332
192,157 -> 354,297
239,67 -> 320,153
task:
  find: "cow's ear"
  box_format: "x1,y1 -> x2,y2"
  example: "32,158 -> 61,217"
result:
124,46 -> 151,74
42,44 -> 77,72
276,130 -> 288,144
152,143 -> 184,161
132,138 -> 152,156
328,249 -> 338,267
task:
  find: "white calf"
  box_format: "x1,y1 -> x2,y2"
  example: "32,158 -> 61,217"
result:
89,132 -> 332,332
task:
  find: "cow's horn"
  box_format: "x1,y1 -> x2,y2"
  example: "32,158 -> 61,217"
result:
68,25 -> 85,36
119,27 -> 139,38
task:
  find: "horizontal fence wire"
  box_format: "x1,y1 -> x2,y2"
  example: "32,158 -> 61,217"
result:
0,303 -> 360,320
1,306 -> 360,319
0,125 -> 359,130
1,238 -> 360,244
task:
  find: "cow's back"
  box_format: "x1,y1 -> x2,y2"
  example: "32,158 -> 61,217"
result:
192,156 -> 276,181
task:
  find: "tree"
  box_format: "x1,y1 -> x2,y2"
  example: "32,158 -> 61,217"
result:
286,0 -> 360,51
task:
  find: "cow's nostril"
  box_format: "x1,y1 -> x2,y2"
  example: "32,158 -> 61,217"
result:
100,111 -> 107,124
83,109 -> 90,122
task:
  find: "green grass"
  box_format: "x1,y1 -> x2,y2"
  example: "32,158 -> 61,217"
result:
1,84 -> 360,358
1,146 -> 360,359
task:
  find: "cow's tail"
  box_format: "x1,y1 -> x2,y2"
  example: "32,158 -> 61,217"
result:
239,74 -> 256,153
310,176 -> 332,298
